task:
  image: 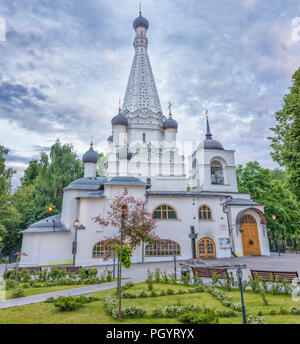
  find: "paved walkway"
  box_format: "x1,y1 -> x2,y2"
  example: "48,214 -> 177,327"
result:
1,253 -> 300,309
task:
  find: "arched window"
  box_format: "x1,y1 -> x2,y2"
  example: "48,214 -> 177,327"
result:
197,237 -> 216,258
153,205 -> 177,219
192,158 -> 197,169
145,239 -> 180,257
121,204 -> 128,219
92,241 -> 111,258
199,205 -> 212,220
211,160 -> 224,185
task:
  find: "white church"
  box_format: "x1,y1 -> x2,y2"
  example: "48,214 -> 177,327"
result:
20,11 -> 270,266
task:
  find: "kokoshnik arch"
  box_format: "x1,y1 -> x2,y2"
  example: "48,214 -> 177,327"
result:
20,10 -> 270,266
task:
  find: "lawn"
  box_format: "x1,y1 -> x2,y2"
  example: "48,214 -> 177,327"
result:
0,282 -> 300,324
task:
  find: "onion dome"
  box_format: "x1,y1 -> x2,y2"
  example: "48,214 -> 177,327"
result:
82,142 -> 99,163
133,14 -> 149,31
163,102 -> 178,130
107,135 -> 113,143
111,114 -> 128,126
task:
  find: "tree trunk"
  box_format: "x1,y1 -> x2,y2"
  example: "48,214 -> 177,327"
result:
117,230 -> 123,321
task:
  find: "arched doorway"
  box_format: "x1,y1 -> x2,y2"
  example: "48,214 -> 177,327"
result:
197,237 -> 216,258
241,214 -> 261,255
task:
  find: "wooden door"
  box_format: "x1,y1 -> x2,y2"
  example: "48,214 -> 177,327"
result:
241,214 -> 261,255
197,237 -> 216,258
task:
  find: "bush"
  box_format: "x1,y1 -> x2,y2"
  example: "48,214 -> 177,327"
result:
77,295 -> 99,304
164,306 -> 184,318
106,270 -> 113,282
150,290 -> 158,297
152,308 -> 163,318
121,306 -> 146,319
179,311 -> 219,324
247,315 -> 266,324
20,269 -> 31,282
269,309 -> 277,315
161,271 -> 169,284
160,290 -> 166,296
194,286 -> 205,293
146,270 -> 154,291
138,290 -> 148,298
154,268 -> 160,282
180,273 -> 190,286
121,281 -> 135,291
45,297 -> 56,303
11,288 -> 25,298
233,303 -> 242,312
278,306 -> 288,315
221,299 -> 232,307
166,289 -> 174,295
5,279 -> 19,290
290,307 -> 300,315
53,296 -> 81,312
217,309 -> 237,318
22,283 -> 30,289
122,292 -> 136,299
105,294 -> 117,317
177,289 -> 186,295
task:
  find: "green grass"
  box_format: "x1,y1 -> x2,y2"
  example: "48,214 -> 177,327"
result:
5,280 -> 118,299
0,282 -> 300,324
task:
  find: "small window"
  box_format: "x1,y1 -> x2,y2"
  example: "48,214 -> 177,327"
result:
211,160 -> 224,185
143,133 -> 146,143
199,205 -> 212,220
92,241 -> 111,258
153,205 -> 177,219
145,239 -> 180,257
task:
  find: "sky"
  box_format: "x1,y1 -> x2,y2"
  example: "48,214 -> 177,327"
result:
0,0 -> 300,187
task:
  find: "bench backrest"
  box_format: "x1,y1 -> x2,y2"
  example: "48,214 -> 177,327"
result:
192,267 -> 228,279
251,269 -> 299,282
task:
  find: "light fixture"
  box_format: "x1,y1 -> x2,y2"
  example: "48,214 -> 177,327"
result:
272,215 -> 276,221
47,206 -> 53,213
73,220 -> 79,227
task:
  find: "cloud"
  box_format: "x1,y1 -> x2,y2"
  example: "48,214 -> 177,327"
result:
0,0 -> 299,187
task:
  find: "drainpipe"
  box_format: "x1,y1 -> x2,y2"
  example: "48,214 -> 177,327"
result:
222,196 -> 237,257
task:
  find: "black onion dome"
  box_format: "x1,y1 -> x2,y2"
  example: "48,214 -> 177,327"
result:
107,135 -> 113,142
82,145 -> 99,163
199,139 -> 224,150
111,113 -> 128,127
133,14 -> 149,30
163,118 -> 178,130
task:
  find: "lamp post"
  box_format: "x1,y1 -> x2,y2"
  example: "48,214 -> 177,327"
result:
173,250 -> 177,280
72,219 -> 79,266
237,267 -> 247,324
272,215 -> 280,257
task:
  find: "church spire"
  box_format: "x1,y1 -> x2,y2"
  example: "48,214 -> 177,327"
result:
122,11 -> 163,116
205,109 -> 212,140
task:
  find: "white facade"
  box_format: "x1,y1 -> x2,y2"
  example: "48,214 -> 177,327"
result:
20,12 -> 270,266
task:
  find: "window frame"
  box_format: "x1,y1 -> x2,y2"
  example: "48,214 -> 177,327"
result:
145,239 -> 181,257
92,241 -> 111,259
210,160 -> 224,185
152,204 -> 178,220
198,204 -> 213,221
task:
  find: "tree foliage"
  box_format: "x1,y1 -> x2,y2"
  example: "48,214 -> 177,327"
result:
269,67 -> 300,202
236,161 -> 300,237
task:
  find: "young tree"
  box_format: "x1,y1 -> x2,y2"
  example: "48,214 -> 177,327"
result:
269,67 -> 300,202
94,188 -> 157,320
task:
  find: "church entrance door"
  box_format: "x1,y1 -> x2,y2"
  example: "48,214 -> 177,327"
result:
197,237 -> 216,258
241,214 -> 261,255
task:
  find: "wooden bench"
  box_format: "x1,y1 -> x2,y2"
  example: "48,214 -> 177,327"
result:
251,269 -> 299,283
57,266 -> 82,274
14,266 -> 41,274
192,266 -> 229,280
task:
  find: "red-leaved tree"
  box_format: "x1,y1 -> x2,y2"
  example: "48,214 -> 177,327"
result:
93,188 -> 157,320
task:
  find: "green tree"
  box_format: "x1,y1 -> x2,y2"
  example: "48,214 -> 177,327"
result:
13,139 -> 84,228
269,67 -> 300,202
236,161 -> 300,238
0,146 -> 21,254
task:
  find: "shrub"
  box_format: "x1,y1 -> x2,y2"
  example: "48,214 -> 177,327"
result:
248,276 -> 261,293
106,270 -> 113,282
121,281 -> 135,290
217,309 -> 237,318
164,306 -> 184,318
20,269 -> 31,282
179,311 -> 219,324
278,306 -> 288,315
37,270 -> 48,282
222,299 -> 232,307
270,275 -> 282,295
282,280 -> 292,295
247,315 -> 266,324
161,271 -> 169,284
212,273 -> 221,288
146,269 -> 154,291
122,292 -> 136,299
77,295 -> 99,304
193,276 -> 204,286
160,290 -> 166,296
138,290 -> 148,298
5,279 -> 18,290
53,296 -> 81,312
177,289 -> 186,295
154,268 -> 160,282
105,294 -> 117,317
269,309 -> 277,315
150,290 -> 158,297
166,289 -> 174,295
22,283 -> 30,289
11,288 -> 25,298
180,273 -> 190,286
169,272 -> 177,284
233,303 -> 242,312
290,307 -> 300,314
194,286 -> 205,293
121,306 -> 146,319
152,308 -> 163,318
45,297 -> 56,303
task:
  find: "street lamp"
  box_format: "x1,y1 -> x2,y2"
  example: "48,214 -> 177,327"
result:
236,267 -> 247,324
72,219 -> 79,266
272,214 -> 280,257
